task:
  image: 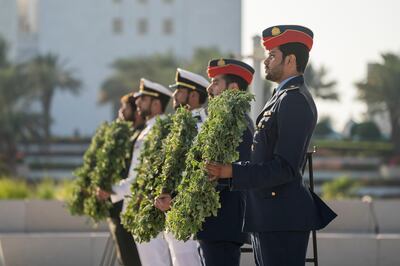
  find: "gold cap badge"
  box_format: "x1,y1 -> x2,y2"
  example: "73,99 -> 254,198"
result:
272,27 -> 281,36
175,70 -> 179,82
217,58 -> 225,66
139,79 -> 145,90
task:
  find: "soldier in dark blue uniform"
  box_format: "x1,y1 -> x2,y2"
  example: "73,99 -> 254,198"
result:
205,25 -> 337,266
196,58 -> 255,266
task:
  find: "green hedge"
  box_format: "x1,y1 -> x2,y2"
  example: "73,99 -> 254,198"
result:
0,178 -> 30,199
321,176 -> 360,200
0,177 -> 73,200
311,139 -> 393,155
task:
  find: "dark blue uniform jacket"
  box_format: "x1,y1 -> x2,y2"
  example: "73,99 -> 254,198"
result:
231,76 -> 337,232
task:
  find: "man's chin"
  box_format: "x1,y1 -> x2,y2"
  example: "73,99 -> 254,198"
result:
265,74 -> 275,82
138,111 -> 149,117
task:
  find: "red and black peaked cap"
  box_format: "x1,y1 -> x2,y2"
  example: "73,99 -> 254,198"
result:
262,25 -> 314,51
207,58 -> 255,85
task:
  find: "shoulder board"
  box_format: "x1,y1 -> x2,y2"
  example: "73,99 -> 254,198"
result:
283,85 -> 300,92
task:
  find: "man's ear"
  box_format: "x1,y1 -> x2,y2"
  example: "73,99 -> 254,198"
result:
151,98 -> 161,111
189,90 -> 198,102
287,54 -> 297,68
227,82 -> 239,91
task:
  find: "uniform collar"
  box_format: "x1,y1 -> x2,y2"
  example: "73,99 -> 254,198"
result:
145,114 -> 165,128
191,107 -> 207,122
191,107 -> 206,116
259,75 -> 304,120
276,75 -> 304,92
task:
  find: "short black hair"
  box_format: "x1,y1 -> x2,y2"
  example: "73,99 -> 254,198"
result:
195,88 -> 207,105
120,94 -> 137,111
279,43 -> 310,73
158,96 -> 170,112
180,87 -> 207,105
223,74 -> 248,91
148,95 -> 169,112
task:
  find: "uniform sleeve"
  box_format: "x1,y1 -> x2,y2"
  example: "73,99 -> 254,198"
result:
231,93 -> 313,190
110,178 -> 133,203
231,155 -> 293,190
227,124 -> 254,188
111,138 -> 142,202
110,166 -> 138,203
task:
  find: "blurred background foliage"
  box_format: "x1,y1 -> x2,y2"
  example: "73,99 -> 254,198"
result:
322,176 -> 360,200
0,176 -> 74,200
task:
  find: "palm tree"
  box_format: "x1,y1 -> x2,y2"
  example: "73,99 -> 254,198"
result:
356,53 -> 400,155
0,37 -> 7,68
305,62 -> 338,100
99,75 -> 128,116
24,54 -> 81,140
0,63 -> 43,174
100,53 -> 178,116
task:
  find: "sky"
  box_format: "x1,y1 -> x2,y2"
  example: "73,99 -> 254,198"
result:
242,0 -> 399,131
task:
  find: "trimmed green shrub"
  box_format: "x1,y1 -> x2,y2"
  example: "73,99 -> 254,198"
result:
0,177 -> 29,199
322,176 -> 360,200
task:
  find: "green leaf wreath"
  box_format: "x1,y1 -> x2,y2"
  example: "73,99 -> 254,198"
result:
158,107 -> 198,195
166,90 -> 254,241
121,115 -> 173,242
68,120 -> 134,223
67,122 -> 109,216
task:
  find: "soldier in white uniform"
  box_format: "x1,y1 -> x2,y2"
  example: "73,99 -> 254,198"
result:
96,93 -> 144,266
169,68 -> 208,129
98,78 -> 173,266
154,68 -> 210,266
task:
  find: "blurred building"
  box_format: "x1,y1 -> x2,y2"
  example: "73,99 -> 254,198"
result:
0,0 -> 241,135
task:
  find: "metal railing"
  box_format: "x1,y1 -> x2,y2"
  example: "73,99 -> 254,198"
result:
100,234 -> 117,266
0,241 -> 6,266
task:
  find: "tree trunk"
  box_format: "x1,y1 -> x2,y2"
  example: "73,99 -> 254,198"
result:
42,89 -> 54,145
2,135 -> 18,175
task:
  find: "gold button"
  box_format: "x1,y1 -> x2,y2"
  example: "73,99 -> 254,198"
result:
271,192 -> 276,196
